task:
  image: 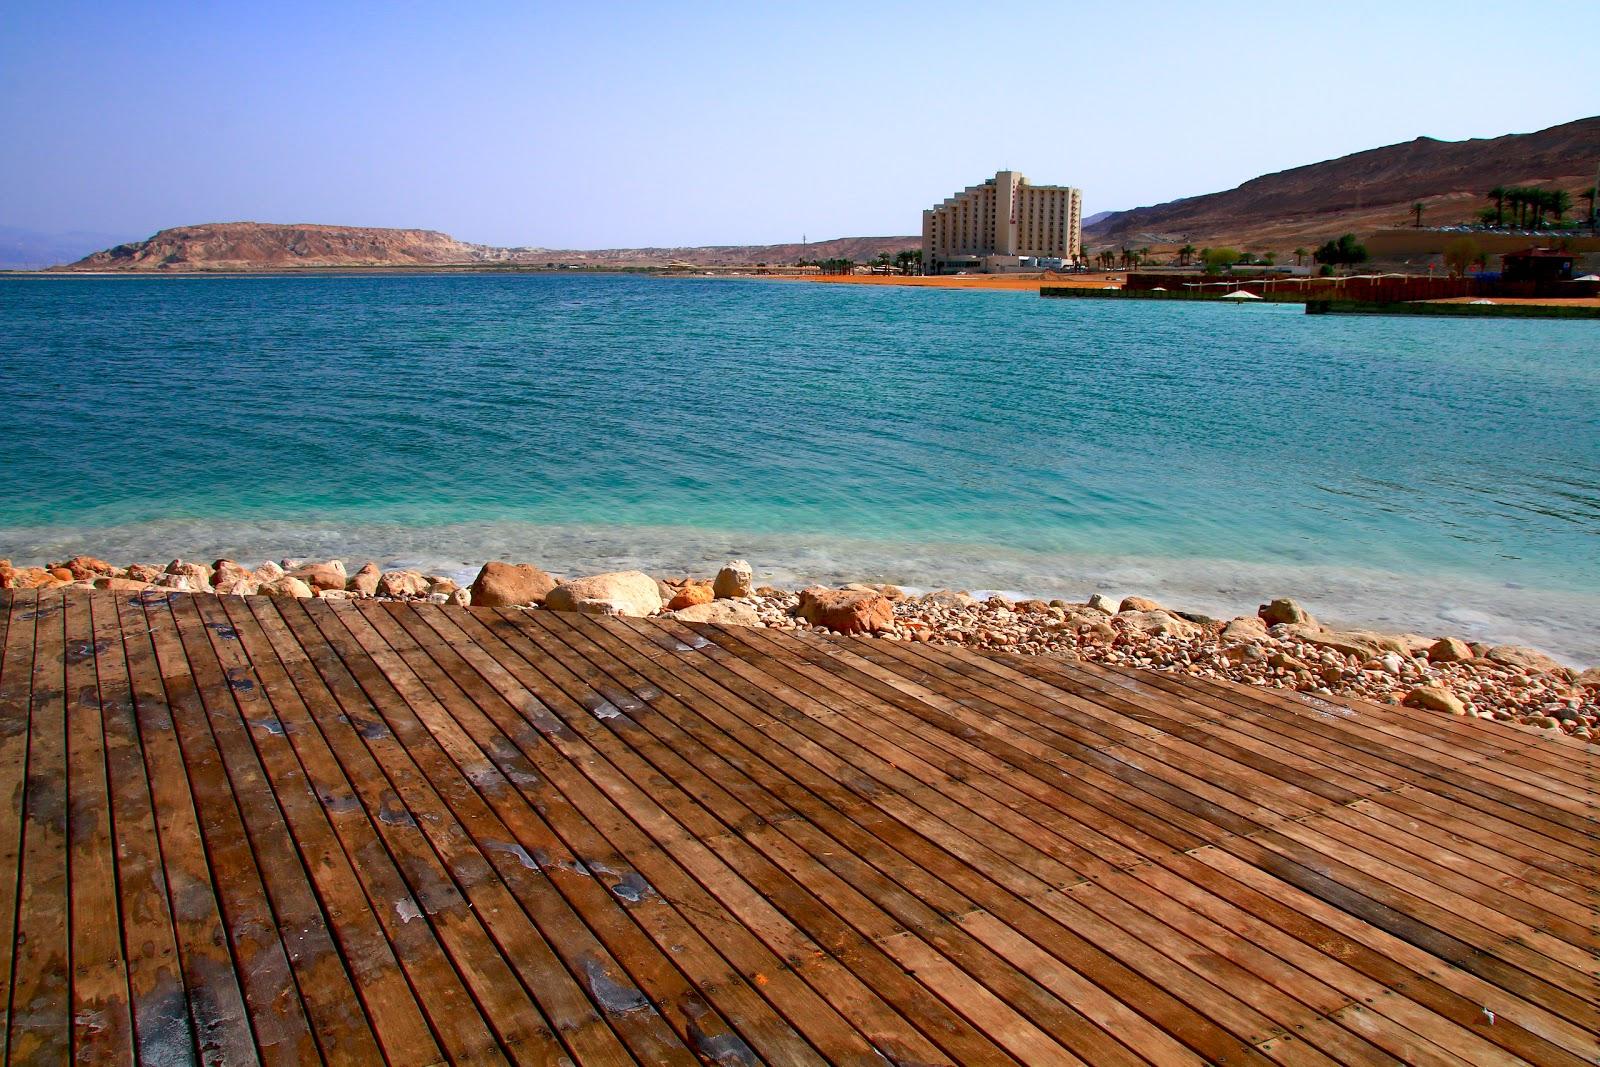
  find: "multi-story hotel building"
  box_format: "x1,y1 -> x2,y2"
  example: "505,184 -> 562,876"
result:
922,170 -> 1082,274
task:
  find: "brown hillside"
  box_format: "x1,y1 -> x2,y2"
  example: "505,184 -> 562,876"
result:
1085,116 -> 1599,252
60,223 -> 918,271
67,223 -> 485,270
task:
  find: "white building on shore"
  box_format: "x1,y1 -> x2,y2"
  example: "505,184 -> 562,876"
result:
922,170 -> 1082,274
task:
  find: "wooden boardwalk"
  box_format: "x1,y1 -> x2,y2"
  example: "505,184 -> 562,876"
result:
1,588 -> 1595,1066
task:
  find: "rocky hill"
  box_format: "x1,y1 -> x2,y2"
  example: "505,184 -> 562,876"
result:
1085,116 -> 1599,251
67,223 -> 487,270
59,223 -> 919,271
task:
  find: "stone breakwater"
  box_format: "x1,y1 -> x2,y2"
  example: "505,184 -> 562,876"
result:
5,554 -> 1596,742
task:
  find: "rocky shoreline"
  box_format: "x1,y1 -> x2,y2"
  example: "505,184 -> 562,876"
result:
5,553 -> 1596,742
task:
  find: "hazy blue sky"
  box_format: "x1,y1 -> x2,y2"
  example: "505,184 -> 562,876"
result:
3,1 -> 1595,248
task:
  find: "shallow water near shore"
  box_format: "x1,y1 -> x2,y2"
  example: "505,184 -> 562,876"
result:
3,273 -> 1597,661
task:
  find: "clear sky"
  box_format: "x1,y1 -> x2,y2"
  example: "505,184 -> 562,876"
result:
3,1 -> 1595,248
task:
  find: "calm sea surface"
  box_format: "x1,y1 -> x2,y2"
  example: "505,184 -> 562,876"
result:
2,273 -> 1597,660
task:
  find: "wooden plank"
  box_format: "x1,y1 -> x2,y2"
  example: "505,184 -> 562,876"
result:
215,596 -> 504,1066
182,594 -> 441,1067
383,602 -> 933,1065
546,611 -> 1353,1066
682,620 -> 1421,1065
293,599 -> 691,1067
520,612 -> 1174,1067
1182,848 -> 1597,1065
782,631 -> 1318,843
901,642 -> 1600,1023
115,591 -> 262,1065
136,594 -> 320,1064
349,599 -> 832,1066
9,589 -> 73,1061
240,595 -> 563,1065
161,594 -> 390,1065
787,630 -> 1587,1062
1002,652 -> 1599,874
1103,663 -> 1598,841
0,589 -> 40,1064
63,593 -> 135,1065
88,593 -> 198,1067
439,606 -> 1021,1066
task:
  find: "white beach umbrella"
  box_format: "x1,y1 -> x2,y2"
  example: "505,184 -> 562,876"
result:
1220,290 -> 1262,300
1574,274 -> 1599,282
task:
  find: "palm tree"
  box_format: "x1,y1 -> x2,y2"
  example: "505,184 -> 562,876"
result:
1583,186 -> 1599,234
1487,185 -> 1508,228
1508,187 -> 1530,228
1548,189 -> 1573,226
1138,246 -> 1152,268
1411,201 -> 1425,228
1293,247 -> 1306,267
1177,243 -> 1196,267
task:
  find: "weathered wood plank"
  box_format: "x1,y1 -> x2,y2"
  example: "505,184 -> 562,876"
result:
242,595 -> 556,1064
357,599 -> 832,1066
5,592 -> 1594,1066
215,596 -> 496,1066
8,590 -> 73,1061
114,591 -> 261,1065
299,599 -> 686,1067
63,593 -> 135,1065
88,593 -> 198,1067
136,595 -> 319,1064
0,589 -> 40,1064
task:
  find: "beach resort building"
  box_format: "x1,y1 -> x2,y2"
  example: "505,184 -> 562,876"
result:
922,170 -> 1082,274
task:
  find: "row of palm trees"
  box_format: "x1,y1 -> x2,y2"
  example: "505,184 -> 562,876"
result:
1484,185 -> 1579,229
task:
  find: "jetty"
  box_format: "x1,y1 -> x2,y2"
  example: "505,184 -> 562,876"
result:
2,588 -> 1595,1064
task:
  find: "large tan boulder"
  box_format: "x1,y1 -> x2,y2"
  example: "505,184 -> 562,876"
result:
1485,645 -> 1567,677
347,562 -> 381,596
1222,616 -> 1268,641
1115,610 -> 1201,640
1301,630 -> 1386,660
213,576 -> 259,596
543,571 -> 663,617
259,575 -> 314,599
1574,667 -> 1600,692
666,600 -> 761,626
713,560 -> 754,599
469,561 -> 558,607
1428,637 -> 1473,663
294,560 -> 348,592
795,586 -> 893,634
165,560 -> 213,587
1118,595 -> 1163,614
921,590 -> 975,609
212,559 -> 251,587
1085,593 -> 1119,616
377,570 -> 430,598
1259,597 -> 1315,628
253,560 -> 286,582
125,562 -> 164,583
1403,685 -> 1466,715
154,572 -> 207,593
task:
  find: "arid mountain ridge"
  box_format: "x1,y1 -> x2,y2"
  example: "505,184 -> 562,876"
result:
62,223 -> 919,271
52,116 -> 1599,270
1084,116 -> 1599,251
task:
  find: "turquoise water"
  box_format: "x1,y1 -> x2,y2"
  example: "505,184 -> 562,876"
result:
2,273 -> 1597,660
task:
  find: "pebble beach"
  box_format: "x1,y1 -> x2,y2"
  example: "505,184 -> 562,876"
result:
8,552 -> 1595,744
